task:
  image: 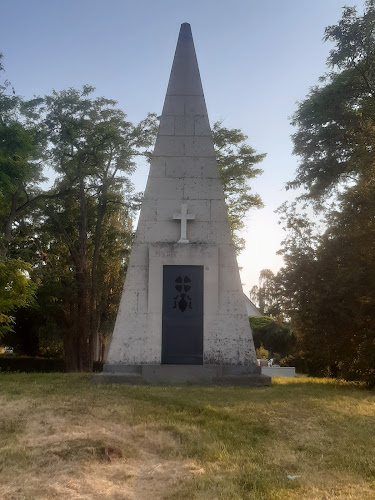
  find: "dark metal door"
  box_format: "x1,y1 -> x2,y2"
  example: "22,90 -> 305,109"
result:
162,265 -> 203,364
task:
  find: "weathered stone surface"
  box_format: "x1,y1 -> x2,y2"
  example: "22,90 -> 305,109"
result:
153,136 -> 215,157
95,365 -> 271,386
105,23 -> 257,373
175,115 -> 195,136
164,157 -> 220,179
183,178 -> 223,200
210,200 -> 231,222
143,177 -> 184,200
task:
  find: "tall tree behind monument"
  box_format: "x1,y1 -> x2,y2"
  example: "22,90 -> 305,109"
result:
275,2 -> 375,385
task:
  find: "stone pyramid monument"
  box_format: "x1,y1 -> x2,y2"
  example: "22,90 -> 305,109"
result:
100,23 -> 269,385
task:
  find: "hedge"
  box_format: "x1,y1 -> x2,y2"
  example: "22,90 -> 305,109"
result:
0,356 -> 65,373
0,357 -> 105,373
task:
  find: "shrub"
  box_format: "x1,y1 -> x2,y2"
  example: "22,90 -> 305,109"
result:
0,356 -> 65,373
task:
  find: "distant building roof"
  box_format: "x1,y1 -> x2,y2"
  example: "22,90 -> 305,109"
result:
243,294 -> 262,317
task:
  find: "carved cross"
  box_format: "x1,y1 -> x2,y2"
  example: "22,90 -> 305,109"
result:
173,203 -> 195,243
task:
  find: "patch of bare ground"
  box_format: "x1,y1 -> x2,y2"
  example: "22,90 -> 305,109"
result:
0,396 -> 200,500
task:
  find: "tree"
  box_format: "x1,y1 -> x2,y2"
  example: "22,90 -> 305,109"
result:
276,197 -> 375,381
277,2 -> 375,385
289,1 -> 375,203
250,269 -> 281,317
29,86 -> 156,370
0,53 -> 41,335
212,121 -> 265,252
0,259 -> 36,336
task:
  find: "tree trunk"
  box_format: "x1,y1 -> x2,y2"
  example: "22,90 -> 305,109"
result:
76,269 -> 92,371
90,184 -> 108,361
63,333 -> 80,371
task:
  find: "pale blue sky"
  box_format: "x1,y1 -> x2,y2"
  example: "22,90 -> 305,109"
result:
1,0 -> 363,292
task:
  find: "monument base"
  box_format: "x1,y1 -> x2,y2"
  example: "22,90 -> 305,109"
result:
94,364 -> 271,386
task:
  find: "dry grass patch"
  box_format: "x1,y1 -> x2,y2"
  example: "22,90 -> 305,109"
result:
0,380 -> 196,499
0,373 -> 374,499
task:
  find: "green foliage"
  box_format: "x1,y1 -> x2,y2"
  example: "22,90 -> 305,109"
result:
249,315 -> 275,332
0,259 -> 36,337
0,54 -> 46,260
0,356 -> 64,372
250,315 -> 295,357
289,1 -> 375,203
255,343 -> 269,359
250,269 -> 282,317
27,86 -> 154,370
257,321 -> 296,357
212,121 -> 265,252
278,2 -> 375,385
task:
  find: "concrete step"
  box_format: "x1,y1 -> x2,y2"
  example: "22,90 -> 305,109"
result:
94,364 -> 271,386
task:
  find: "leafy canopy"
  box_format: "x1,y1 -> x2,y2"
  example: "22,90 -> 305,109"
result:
212,121 -> 265,252
289,0 -> 375,203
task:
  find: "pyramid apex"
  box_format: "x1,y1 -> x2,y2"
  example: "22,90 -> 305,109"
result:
166,22 -> 203,96
179,23 -> 192,42
180,22 -> 192,34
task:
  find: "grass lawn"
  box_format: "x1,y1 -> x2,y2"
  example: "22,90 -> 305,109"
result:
0,374 -> 374,499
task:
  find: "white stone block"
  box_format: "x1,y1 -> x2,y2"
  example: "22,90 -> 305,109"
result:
184,95 -> 208,115
211,200 -> 229,222
164,157 -> 219,179
183,137 -> 215,157
184,178 -> 223,200
138,200 -> 156,222
153,136 -> 215,157
188,222 -> 211,243
186,199 -> 210,221
199,158 -> 221,178
166,40 -> 203,96
120,289 -> 148,315
219,266 -> 242,291
162,95 -> 184,115
203,283 -> 219,315
204,337 -> 239,364
127,243 -> 148,267
153,136 -> 185,156
167,66 -> 203,96
123,337 -> 160,364
194,115 -> 211,136
143,220 -> 181,243
149,158 -> 166,177
165,157 -> 199,178
219,244 -> 238,263
144,177 -> 183,200
108,313 -> 148,363
209,220 -> 232,244
174,116 -> 195,136
156,199 -> 181,220
158,115 -> 175,136
122,265 -> 148,291
186,220 -> 231,245
204,314 -> 256,364
219,291 -> 248,315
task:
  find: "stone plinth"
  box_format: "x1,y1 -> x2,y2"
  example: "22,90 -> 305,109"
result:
95,364 -> 271,386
